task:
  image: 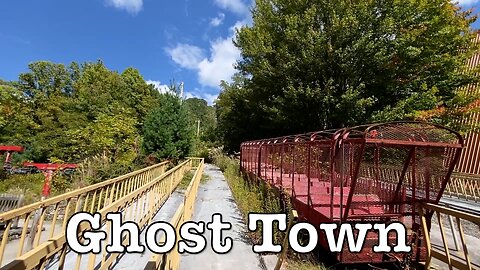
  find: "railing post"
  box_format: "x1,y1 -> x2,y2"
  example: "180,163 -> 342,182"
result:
418,203 -> 432,269
307,142 -> 311,207
257,144 -> 262,177
448,214 -> 460,251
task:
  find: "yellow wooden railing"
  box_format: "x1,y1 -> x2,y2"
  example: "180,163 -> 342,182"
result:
146,158 -> 205,270
444,173 -> 480,202
0,158 -> 206,270
418,202 -> 480,270
0,161 -> 170,268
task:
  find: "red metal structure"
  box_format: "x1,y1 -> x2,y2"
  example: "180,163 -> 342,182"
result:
23,162 -> 78,199
240,122 -> 464,264
0,145 -> 24,171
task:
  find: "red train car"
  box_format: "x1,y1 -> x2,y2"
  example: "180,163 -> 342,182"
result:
240,122 -> 464,264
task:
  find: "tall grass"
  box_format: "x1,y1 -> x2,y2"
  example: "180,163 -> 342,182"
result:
212,154 -> 295,247
212,153 -> 328,270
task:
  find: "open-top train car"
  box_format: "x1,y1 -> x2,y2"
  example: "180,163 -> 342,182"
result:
240,122 -> 464,264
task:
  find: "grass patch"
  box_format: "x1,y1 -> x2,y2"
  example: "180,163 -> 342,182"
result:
286,259 -> 328,270
0,173 -> 75,205
177,168 -> 210,190
212,154 -> 331,269
178,171 -> 195,190
212,154 -> 284,244
201,173 -> 210,183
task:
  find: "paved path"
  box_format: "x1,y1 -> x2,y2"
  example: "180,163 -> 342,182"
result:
40,164 -> 268,270
181,164 -> 266,270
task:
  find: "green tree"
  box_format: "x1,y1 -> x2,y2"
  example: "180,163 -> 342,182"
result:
15,61 -> 78,161
3,60 -> 162,164
184,97 -> 217,143
0,83 -> 35,145
216,75 -> 260,151
120,67 -> 160,131
142,93 -> 193,161
218,0 -> 479,151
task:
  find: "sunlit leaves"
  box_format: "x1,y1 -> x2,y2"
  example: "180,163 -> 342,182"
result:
217,0 -> 479,151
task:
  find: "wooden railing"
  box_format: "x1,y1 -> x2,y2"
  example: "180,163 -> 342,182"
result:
360,165 -> 480,202
418,202 -> 480,270
146,158 -> 204,270
444,173 -> 480,202
0,161 -> 170,268
0,159 -> 196,269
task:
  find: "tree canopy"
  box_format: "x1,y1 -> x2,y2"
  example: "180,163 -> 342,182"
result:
0,60 -> 194,167
184,97 -> 217,143
217,0 -> 480,151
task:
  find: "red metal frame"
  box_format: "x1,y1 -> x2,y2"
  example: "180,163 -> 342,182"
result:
23,162 -> 78,198
0,145 -> 24,170
240,121 -> 464,264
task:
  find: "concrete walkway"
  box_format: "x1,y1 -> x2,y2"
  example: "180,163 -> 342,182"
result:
181,164 -> 266,270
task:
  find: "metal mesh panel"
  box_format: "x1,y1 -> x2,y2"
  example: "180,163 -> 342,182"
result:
240,122 -> 463,227
362,122 -> 460,144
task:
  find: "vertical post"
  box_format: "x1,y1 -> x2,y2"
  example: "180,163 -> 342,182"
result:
239,144 -> 243,174
412,148 -> 417,222
425,147 -> 431,201
257,144 -> 263,177
41,170 -> 54,200
343,138 -> 366,221
330,141 -> 335,220
448,215 -> 460,251
264,144 -> 268,181
307,142 -> 311,207
280,143 -> 284,188
274,210 -> 298,270
271,145 -> 275,184
340,142 -> 344,222
418,204 -> 432,269
3,152 -> 12,170
291,144 -> 295,197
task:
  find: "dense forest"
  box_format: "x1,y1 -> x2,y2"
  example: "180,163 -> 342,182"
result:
0,61 -> 216,198
216,0 -> 480,151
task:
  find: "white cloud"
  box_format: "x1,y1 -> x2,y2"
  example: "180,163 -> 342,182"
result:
166,21 -> 247,89
165,44 -> 204,69
210,13 -> 225,27
105,0 -> 143,14
197,37 -> 240,88
146,80 -> 171,94
213,0 -> 249,15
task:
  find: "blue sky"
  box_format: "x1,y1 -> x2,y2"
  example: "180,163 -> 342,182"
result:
0,0 -> 478,104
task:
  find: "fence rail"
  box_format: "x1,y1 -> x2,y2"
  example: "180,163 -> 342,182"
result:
0,161 -> 170,268
418,202 -> 480,270
444,173 -> 480,202
146,158 -> 204,270
360,165 -> 480,203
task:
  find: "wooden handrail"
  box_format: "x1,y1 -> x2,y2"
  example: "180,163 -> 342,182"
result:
0,161 -> 171,267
